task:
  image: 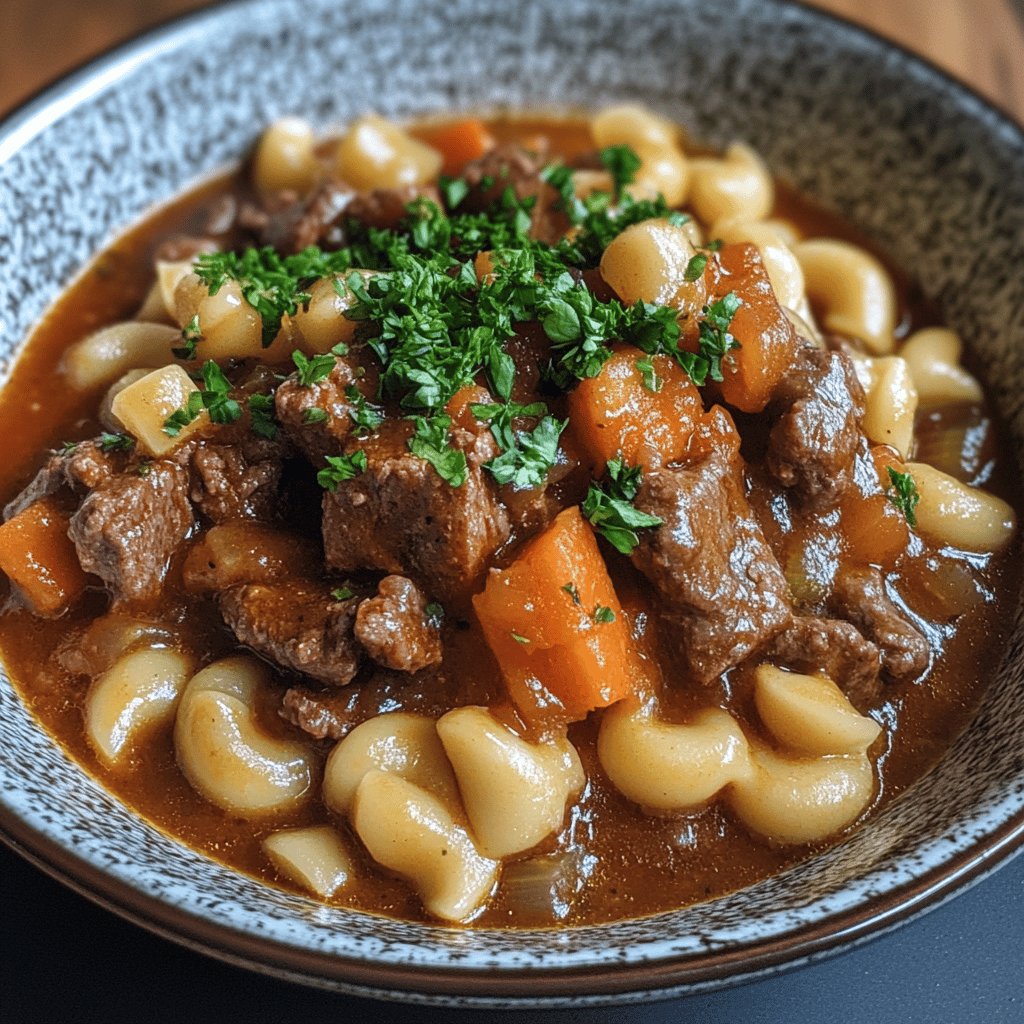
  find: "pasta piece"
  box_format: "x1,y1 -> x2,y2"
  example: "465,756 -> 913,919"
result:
134,280 -> 174,324
252,117 -> 319,195
591,104 -> 677,152
599,218 -> 706,313
335,114 -> 442,190
729,744 -> 874,845
686,143 -> 773,226
173,274 -> 265,361
900,328 -> 983,406
110,364 -> 206,456
75,612 -> 174,676
754,664 -> 882,756
99,368 -> 154,432
263,825 -> 352,898
352,770 -> 498,922
175,656 -> 315,818
710,217 -> 806,310
436,706 -> 585,858
85,647 -> 194,767
157,259 -> 197,323
322,712 -> 461,816
860,355 -> 918,458
598,702 -> 752,813
906,462 -> 1016,553
287,273 -> 374,354
63,322 -> 182,391
632,146 -> 689,207
793,238 -> 896,354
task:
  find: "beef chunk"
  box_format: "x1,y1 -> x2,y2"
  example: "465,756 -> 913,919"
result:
69,461 -> 193,604
275,361 -> 360,464
830,568 -> 930,683
281,685 -> 354,741
767,347 -> 866,508
346,185 -> 442,229
4,440 -> 123,520
252,180 -> 355,253
354,575 -> 442,673
632,449 -> 792,684
461,144 -> 545,211
322,420 -> 510,599
768,615 -> 882,708
190,434 -> 285,523
219,579 -> 361,686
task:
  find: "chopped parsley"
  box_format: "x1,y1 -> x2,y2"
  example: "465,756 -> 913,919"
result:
678,291 -> 742,386
346,385 -> 384,435
330,584 -> 356,601
562,581 -> 581,605
317,450 -> 368,491
583,455 -> 663,555
635,357 -> 663,393
425,601 -> 444,628
470,399 -> 566,489
303,407 -> 329,425
407,414 -> 468,488
684,252 -> 708,282
173,314 -> 202,360
98,432 -> 135,452
886,467 -> 920,527
593,604 -> 616,624
292,349 -> 336,387
438,175 -> 470,209
599,144 -> 642,198
247,393 -> 278,439
511,631 -> 530,645
163,392 -> 205,437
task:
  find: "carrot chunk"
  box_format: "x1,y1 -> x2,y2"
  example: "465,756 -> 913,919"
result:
417,118 -> 495,177
707,243 -> 800,413
840,447 -> 911,568
567,344 -> 702,473
0,497 -> 87,615
473,506 -> 647,730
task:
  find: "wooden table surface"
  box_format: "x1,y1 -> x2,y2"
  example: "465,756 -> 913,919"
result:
0,0 -> 1022,122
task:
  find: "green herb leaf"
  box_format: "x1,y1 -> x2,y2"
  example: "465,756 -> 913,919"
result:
561,581 -> 581,605
684,252 -> 708,282
173,313 -> 202,360
303,407 -> 329,425
593,604 -> 616,624
292,349 -> 336,387
200,360 -> 242,425
247,393 -> 278,439
886,467 -> 920,528
439,175 -> 470,210
345,384 -> 384,435
484,414 -> 566,489
599,144 -> 642,198
678,291 -> 742,386
163,390 -> 205,436
330,585 -> 356,601
317,450 -> 368,491
511,631 -> 530,645
635,357 -> 663,393
582,456 -> 663,555
98,432 -> 135,452
425,601 -> 444,628
407,414 -> 468,487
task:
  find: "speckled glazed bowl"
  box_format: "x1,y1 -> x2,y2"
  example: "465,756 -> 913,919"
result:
0,0 -> 1022,1007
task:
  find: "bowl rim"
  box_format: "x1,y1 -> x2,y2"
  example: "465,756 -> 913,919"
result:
0,0 -> 1021,1007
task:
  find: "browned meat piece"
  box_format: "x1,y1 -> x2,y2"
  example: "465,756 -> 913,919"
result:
68,461 -> 194,604
322,420 -> 510,600
254,180 -> 355,253
632,449 -> 792,684
281,685 -> 355,741
219,579 -> 361,686
461,143 -> 546,211
182,521 -> 319,593
768,615 -> 882,708
275,361 -> 360,464
354,575 -> 442,673
190,434 -> 285,523
153,235 -> 216,263
767,347 -> 866,509
3,440 -> 124,520
830,567 -> 930,683
346,185 -> 442,229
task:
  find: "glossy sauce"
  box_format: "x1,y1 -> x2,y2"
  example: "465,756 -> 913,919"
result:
0,116 -> 1017,927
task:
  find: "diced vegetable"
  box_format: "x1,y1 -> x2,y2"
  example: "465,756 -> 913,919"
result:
703,243 -> 800,413
473,506 -> 648,730
567,344 -> 702,472
0,498 -> 87,616
111,364 -> 206,456
446,384 -> 493,433
840,447 -> 911,568
417,118 -> 495,178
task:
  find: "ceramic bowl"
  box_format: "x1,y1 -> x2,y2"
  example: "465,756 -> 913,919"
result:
0,0 -> 1021,1008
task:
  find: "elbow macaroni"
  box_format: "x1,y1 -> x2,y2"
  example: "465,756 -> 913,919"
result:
900,328 -> 983,406
686,143 -> 773,226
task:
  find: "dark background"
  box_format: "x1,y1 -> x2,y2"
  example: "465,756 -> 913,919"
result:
1,2 -> 1022,1021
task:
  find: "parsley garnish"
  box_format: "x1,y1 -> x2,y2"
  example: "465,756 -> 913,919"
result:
635,357 -> 663,393
98,432 -> 135,452
593,605 -> 616,624
425,601 -> 444,628
330,584 -> 356,601
200,361 -> 242,425
58,441 -> 78,455
303,407 -> 329,425
583,456 -> 663,555
247,393 -> 278,439
163,392 -> 205,437
173,313 -> 202,360
292,349 -> 335,387
599,144 -> 642,198
511,631 -> 530,645
678,292 -> 742,386
346,385 -> 384,435
886,467 -> 920,527
317,450 -> 368,491
562,582 -> 581,605
439,175 -> 470,209
469,399 -> 566,489
136,460 -> 152,477
684,252 -> 708,282
407,414 -> 468,487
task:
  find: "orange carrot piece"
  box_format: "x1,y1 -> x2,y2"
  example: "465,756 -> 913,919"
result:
446,384 -> 493,433
417,118 -> 495,177
567,344 -> 703,473
0,497 -> 87,616
473,506 -> 647,730
840,447 -> 911,568
708,243 -> 800,414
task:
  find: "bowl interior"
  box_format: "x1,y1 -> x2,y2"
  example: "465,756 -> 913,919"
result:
0,0 -> 1022,1007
